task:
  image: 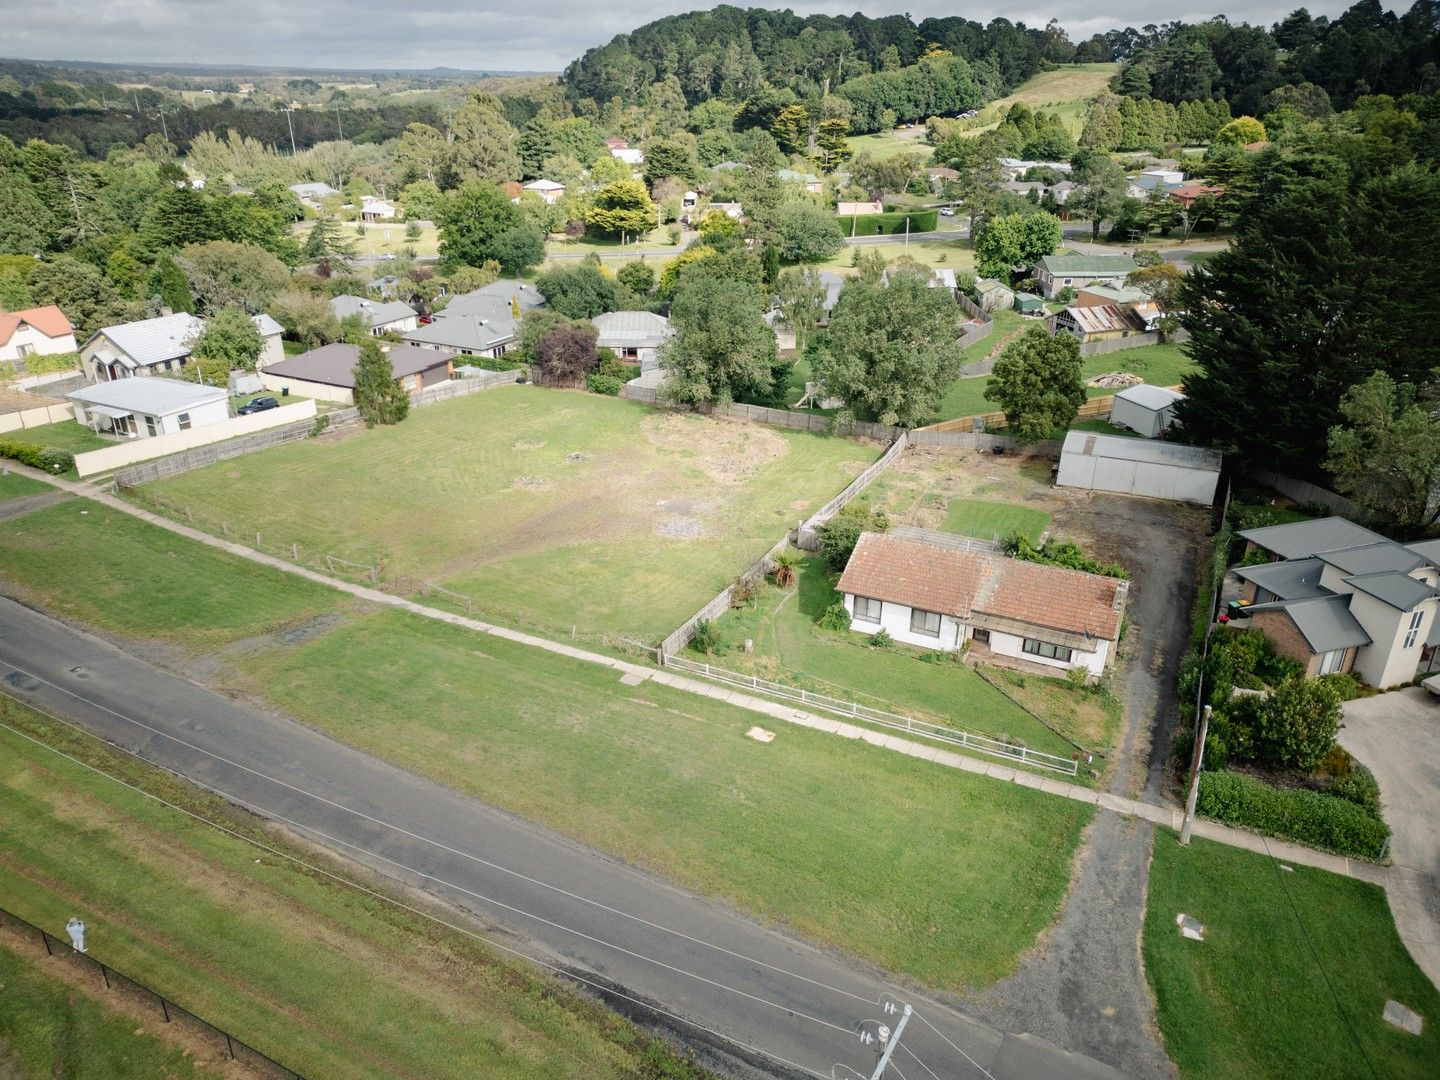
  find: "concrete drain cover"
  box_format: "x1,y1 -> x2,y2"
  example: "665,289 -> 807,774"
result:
1384,1000 -> 1424,1035
619,671 -> 649,687
745,726 -> 776,743
1175,913 -> 1206,941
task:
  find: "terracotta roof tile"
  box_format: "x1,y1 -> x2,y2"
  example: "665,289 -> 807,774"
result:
0,305 -> 73,346
836,532 -> 1124,641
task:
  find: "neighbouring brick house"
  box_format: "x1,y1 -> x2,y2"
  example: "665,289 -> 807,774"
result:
835,529 -> 1128,677
1234,517 -> 1440,686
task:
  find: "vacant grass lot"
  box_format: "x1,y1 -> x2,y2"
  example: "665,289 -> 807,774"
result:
1144,832 -> 1440,1079
0,941 -> 216,1080
137,386 -> 876,641
849,129 -> 933,160
0,702 -> 702,1080
697,554 -> 1076,759
0,501 -> 342,647
292,219 -> 440,257
0,502 -> 1091,990
935,341 -> 1196,422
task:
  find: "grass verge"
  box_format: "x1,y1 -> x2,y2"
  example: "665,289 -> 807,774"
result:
0,472 -> 53,500
0,939 -> 216,1079
1144,831 -> 1440,1079
0,699 -> 707,1080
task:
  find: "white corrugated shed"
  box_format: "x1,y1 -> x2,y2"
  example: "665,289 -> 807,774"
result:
1057,430 -> 1220,504
1110,384 -> 1185,438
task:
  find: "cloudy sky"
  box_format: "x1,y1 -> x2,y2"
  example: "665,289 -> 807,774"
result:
0,1 -> 1386,74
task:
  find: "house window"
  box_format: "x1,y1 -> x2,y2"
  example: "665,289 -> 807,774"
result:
1317,649 -> 1346,675
622,347 -> 639,360
144,415 -> 157,437
177,412 -> 192,431
910,609 -> 941,638
853,596 -> 882,623
1023,638 -> 1073,663
971,628 -> 990,644
1404,610 -> 1423,649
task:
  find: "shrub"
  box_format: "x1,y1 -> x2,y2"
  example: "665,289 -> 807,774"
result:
818,601 -> 851,632
1326,763 -> 1383,817
1004,532 -> 1127,578
587,373 -> 623,396
308,414 -> 331,438
690,619 -> 716,653
869,628 -> 894,649
1196,770 -> 1389,859
37,448 -> 74,474
1228,678 -> 1342,771
817,502 -> 888,571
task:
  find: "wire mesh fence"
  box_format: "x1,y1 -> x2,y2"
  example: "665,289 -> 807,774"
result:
0,904 -> 304,1079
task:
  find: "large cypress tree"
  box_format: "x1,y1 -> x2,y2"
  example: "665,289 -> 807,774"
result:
1176,158 -> 1440,473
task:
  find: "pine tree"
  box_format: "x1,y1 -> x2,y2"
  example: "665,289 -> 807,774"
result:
351,338 -> 410,426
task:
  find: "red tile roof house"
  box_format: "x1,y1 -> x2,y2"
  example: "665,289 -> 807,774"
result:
836,530 -> 1129,678
0,306 -> 77,365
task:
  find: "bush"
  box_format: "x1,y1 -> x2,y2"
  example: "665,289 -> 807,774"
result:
587,373 -> 623,396
817,502 -> 889,571
1227,678 -> 1342,771
1326,763 -> 1383,817
308,414 -> 331,439
869,628 -> 893,649
690,619 -> 716,653
818,600 -> 851,632
1196,770 -> 1390,859
1004,532 -> 1128,578
37,447 -> 74,474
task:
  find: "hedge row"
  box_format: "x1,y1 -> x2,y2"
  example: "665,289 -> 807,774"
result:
0,437 -> 73,475
1197,770 -> 1390,860
842,210 -> 939,236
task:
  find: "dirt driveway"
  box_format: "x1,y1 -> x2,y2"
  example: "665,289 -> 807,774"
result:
1342,688 -> 1440,989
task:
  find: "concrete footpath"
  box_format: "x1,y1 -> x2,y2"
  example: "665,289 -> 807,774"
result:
2,472 -> 1406,900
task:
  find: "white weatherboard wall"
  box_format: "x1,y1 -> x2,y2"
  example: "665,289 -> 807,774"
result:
0,403 -> 76,433
72,399 -> 317,477
1348,588 -> 1433,689
986,628 -> 1109,678
842,594 -> 964,651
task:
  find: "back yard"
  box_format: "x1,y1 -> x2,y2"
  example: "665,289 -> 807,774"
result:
1145,833 -> 1440,1079
130,385 -> 879,642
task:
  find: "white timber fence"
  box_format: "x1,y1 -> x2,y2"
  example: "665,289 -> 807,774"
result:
664,655 -> 1080,776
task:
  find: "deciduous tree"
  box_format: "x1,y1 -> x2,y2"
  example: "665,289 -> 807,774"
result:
774,266 -> 826,352
533,323 -> 600,386
586,181 -> 657,240
973,211 -> 1061,278
190,305 -> 264,373
660,275 -> 776,406
1326,372 -> 1440,534
984,325 -> 1084,440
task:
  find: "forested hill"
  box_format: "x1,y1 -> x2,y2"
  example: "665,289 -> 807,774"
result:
561,2 -> 1440,131
561,7 -> 1061,109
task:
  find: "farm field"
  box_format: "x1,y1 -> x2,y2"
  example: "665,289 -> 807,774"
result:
1144,832 -> 1440,1079
132,385 -> 879,642
0,505 -> 1092,990
934,341 -> 1196,422
695,553 -> 1080,759
0,701 -> 702,1080
959,63 -> 1121,139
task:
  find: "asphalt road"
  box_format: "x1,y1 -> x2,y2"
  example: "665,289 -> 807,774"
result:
0,597 -> 1129,1080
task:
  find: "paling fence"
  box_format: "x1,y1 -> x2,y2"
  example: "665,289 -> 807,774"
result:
663,656 -> 1079,776
0,904 -> 303,1080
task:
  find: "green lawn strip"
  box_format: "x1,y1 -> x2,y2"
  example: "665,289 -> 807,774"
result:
697,556 -> 1076,759
8,420 -> 111,454
134,386 -> 875,642
0,472 -> 53,500
240,605 -> 1091,989
1144,831 -> 1440,1080
979,665 -> 1123,757
943,497 -> 1050,544
0,501 -> 341,648
0,940 -> 216,1080
0,702 -> 702,1080
848,131 -> 935,160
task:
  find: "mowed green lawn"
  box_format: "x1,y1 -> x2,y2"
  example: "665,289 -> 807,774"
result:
0,942 -> 217,1080
138,386 -> 877,641
697,554 -> 1076,759
0,502 -> 1091,989
0,703 -> 701,1080
935,341 -> 1196,422
10,420 -> 111,454
1144,833 -> 1440,1079
0,472 -> 52,500
0,501 -> 341,648
943,497 -> 1050,543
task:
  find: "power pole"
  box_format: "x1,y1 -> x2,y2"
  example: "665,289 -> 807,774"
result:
155,106 -> 169,143
132,89 -> 142,113
1179,705 -> 1212,845
336,104 -> 344,140
864,1002 -> 912,1080
282,107 -> 298,155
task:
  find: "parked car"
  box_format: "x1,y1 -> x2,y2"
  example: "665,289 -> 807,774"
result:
939,206 -> 956,217
237,396 -> 279,415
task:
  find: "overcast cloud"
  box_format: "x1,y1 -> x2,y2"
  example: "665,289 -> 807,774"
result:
0,2 -> 1392,74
